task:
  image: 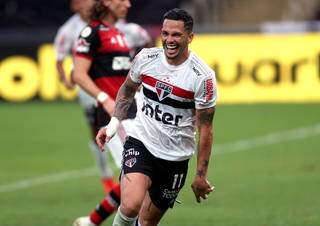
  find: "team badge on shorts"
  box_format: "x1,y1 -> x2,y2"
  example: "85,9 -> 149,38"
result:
125,157 -> 137,168
155,81 -> 172,101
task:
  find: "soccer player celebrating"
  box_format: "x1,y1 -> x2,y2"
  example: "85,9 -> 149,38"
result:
95,8 -> 217,226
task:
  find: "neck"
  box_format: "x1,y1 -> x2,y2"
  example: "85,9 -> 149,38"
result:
79,13 -> 89,23
102,14 -> 117,25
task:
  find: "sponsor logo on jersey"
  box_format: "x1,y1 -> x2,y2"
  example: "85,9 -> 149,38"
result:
80,27 -> 92,38
125,157 -> 137,168
148,53 -> 159,59
76,38 -> 90,53
124,148 -> 140,157
155,81 -> 172,101
204,78 -> 214,101
192,66 -> 202,76
142,102 -> 183,126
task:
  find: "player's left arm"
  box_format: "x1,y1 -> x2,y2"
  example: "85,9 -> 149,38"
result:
191,106 -> 215,203
196,106 -> 215,177
191,65 -> 217,202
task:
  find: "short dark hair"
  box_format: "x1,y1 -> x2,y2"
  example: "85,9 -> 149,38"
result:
163,8 -> 193,33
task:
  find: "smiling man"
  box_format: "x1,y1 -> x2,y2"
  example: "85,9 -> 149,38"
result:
96,8 -> 218,226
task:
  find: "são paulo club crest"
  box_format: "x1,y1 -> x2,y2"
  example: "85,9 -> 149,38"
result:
125,157 -> 137,168
155,81 -> 173,101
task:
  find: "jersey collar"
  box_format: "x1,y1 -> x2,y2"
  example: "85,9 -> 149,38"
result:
160,49 -> 193,71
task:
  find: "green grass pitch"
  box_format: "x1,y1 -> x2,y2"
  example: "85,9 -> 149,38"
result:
0,101 -> 319,226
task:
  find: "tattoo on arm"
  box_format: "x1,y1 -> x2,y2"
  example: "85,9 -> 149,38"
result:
197,107 -> 215,125
196,170 -> 205,177
195,107 -> 215,179
196,160 -> 209,178
202,160 -> 209,168
113,81 -> 136,120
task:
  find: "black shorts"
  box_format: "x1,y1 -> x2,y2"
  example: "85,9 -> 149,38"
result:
122,136 -> 189,210
83,105 -> 111,137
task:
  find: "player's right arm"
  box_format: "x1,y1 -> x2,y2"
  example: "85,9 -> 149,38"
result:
96,76 -> 140,150
73,25 -> 115,115
73,56 -> 115,115
56,60 -> 75,89
54,23 -> 75,89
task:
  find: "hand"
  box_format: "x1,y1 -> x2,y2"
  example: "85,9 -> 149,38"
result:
95,127 -> 112,151
63,79 -> 75,90
101,98 -> 115,116
191,176 -> 214,203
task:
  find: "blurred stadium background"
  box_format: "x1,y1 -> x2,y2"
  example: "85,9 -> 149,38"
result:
0,0 -> 320,226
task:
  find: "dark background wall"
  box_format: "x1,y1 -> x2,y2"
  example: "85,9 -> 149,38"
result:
0,0 -> 183,29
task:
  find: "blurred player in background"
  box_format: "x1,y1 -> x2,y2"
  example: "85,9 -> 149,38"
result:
95,8 -> 217,226
71,0 -> 152,226
54,0 -> 152,195
54,0 -> 116,193
116,18 -> 152,56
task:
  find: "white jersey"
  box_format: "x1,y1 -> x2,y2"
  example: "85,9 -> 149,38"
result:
128,48 -> 217,161
54,14 -> 95,108
115,20 -> 151,50
54,14 -> 87,61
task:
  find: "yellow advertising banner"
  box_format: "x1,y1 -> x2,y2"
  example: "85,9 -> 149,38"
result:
190,33 -> 320,103
0,44 -> 77,102
0,33 -> 320,102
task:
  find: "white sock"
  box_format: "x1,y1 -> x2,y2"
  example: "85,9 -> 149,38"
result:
112,207 -> 137,226
89,141 -> 113,178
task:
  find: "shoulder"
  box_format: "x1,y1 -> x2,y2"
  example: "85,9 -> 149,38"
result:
61,14 -> 84,30
54,15 -> 80,42
117,22 -> 150,44
85,20 -> 102,32
78,20 -> 101,39
136,47 -> 162,61
68,14 -> 83,24
130,48 -> 161,72
189,52 -> 215,79
56,15 -> 75,34
82,20 -> 102,33
119,22 -> 148,35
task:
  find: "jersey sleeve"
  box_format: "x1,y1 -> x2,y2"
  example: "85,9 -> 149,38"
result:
75,25 -> 99,59
128,48 -> 146,83
54,25 -> 73,61
194,70 -> 218,109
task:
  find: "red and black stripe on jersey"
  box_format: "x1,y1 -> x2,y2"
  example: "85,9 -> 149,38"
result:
141,75 -> 195,109
76,20 -> 131,100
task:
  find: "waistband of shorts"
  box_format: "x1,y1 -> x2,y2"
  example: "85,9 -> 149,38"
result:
126,136 -> 146,147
